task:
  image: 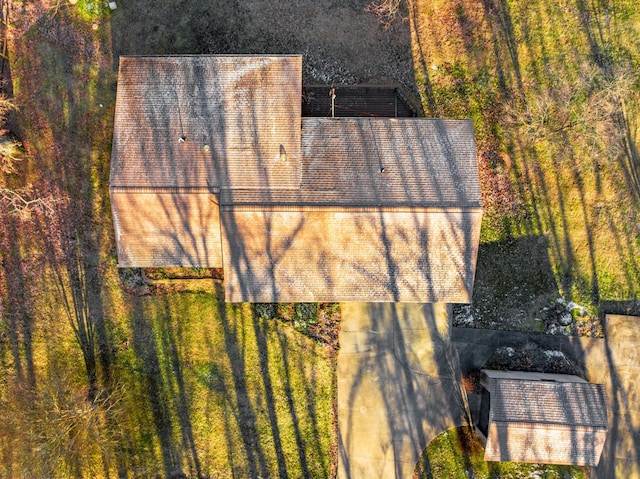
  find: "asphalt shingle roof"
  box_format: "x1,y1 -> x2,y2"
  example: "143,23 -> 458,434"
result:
489,379 -> 608,427
109,55 -> 483,301
220,117 -> 481,209
111,55 -> 301,190
484,377 -> 608,466
111,190 -> 222,268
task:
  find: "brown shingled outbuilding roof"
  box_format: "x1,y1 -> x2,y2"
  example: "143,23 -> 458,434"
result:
480,370 -> 608,466
110,55 -> 483,302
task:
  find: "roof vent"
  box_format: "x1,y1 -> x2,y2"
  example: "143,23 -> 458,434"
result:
279,145 -> 287,162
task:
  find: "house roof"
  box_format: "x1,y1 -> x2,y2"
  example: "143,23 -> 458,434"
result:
110,55 -> 302,190
111,189 -> 222,268
109,55 -> 483,302
216,116 -> 482,302
484,377 -> 608,465
489,378 -> 607,427
220,117 -> 481,209
221,209 -> 482,303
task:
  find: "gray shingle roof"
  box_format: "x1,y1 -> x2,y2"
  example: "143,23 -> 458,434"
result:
220,117 -> 481,208
489,379 -> 607,427
301,117 -> 479,206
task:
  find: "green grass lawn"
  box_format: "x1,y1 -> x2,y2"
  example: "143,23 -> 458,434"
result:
1,279 -> 335,478
416,427 -> 588,479
109,291 -> 335,478
411,0 -> 640,316
1,6 -> 335,478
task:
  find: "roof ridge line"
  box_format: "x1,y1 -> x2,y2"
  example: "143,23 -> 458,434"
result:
110,186 -> 219,193
220,204 -> 482,212
492,419 -> 608,428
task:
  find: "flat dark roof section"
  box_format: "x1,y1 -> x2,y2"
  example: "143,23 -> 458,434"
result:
302,85 -> 420,118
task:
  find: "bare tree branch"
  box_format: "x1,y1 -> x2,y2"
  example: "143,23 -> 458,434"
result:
0,185 -> 61,217
365,0 -> 404,28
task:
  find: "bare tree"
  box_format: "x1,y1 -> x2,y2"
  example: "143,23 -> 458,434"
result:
505,61 -> 637,163
365,0 -> 405,28
0,97 -> 61,216
0,185 -> 60,218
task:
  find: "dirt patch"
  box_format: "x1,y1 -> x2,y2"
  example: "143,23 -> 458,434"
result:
454,236 -> 603,337
483,344 -> 579,376
144,267 -> 224,281
454,236 -> 557,331
109,0 -> 415,89
118,267 -> 220,296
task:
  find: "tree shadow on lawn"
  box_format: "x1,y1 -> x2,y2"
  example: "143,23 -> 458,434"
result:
130,296 -> 188,478
6,7 -> 128,475
211,284 -> 334,479
13,8 -> 117,400
123,288 -> 334,478
410,0 -> 640,306
455,235 -> 558,332
0,212 -> 38,391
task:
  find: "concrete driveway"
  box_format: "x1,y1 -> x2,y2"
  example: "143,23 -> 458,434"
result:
592,314 -> 640,478
337,302 -> 468,479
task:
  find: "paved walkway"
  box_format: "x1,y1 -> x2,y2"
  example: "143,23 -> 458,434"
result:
337,303 -> 467,479
592,315 -> 640,479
